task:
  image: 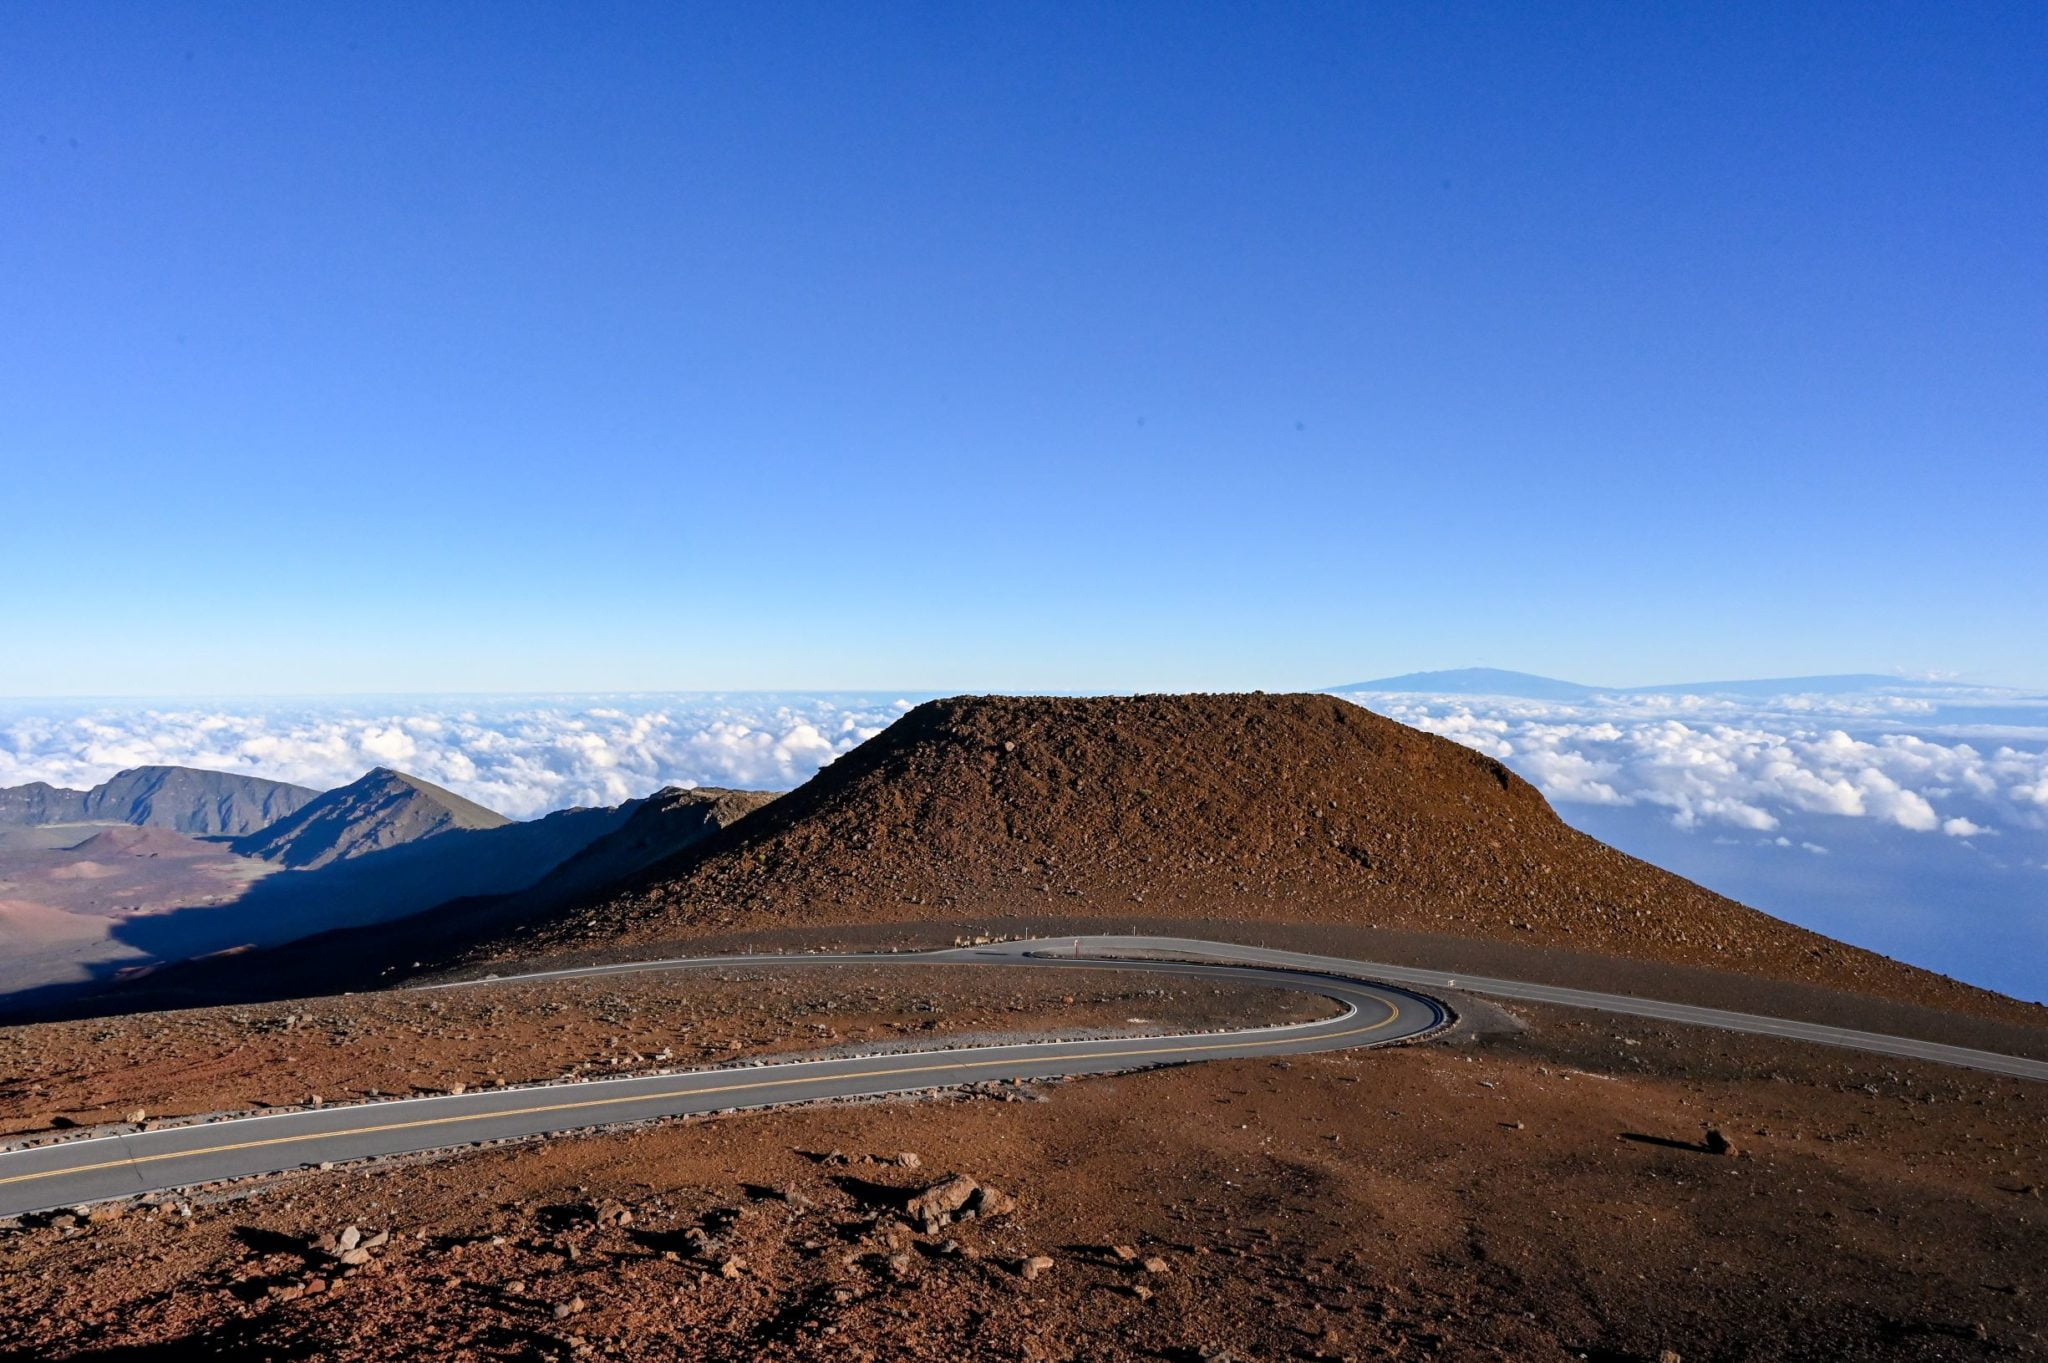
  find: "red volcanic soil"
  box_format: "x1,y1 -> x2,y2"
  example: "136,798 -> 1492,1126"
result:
59,826 -> 218,858
4,987 -> 2040,1363
480,693 -> 2037,1024
0,825 -> 263,927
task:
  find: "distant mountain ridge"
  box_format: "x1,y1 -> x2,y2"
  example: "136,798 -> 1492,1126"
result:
231,768 -> 510,869
1330,668 -> 1934,700
0,765 -> 319,836
17,784 -> 778,1016
0,758 -> 798,1016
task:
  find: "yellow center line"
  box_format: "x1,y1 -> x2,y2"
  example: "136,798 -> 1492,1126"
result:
0,1000 -> 1403,1191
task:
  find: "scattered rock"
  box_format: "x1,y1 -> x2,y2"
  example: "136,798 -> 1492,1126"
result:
893,1152 -> 921,1168
1019,1255 -> 1055,1281
1142,1256 -> 1170,1274
907,1174 -> 980,1231
552,1296 -> 587,1320
720,1256 -> 746,1279
966,1185 -> 1017,1219
337,1226 -> 361,1253
1703,1129 -> 1737,1157
1109,1244 -> 1139,1261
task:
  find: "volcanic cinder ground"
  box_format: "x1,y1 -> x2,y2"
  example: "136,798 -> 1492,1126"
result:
0,694 -> 2042,1362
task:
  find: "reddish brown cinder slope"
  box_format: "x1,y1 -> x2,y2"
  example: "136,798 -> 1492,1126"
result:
490,692 -> 2033,1022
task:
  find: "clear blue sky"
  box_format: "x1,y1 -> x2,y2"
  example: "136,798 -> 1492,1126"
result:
5,3 -> 2043,696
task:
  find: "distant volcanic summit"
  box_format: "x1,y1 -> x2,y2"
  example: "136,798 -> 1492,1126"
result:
0,765 -> 318,836
499,693 -> 2009,1013
232,768 -> 509,869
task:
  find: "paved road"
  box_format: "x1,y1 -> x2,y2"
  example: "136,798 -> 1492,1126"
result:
459,934 -> 2048,1082
4,934 -> 2042,1217
0,955 -> 1439,1217
965,936 -> 2048,1082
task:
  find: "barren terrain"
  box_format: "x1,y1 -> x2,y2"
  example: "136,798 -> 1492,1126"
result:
0,825 -> 276,993
2,991 -> 2038,1362
0,966 -> 1334,1140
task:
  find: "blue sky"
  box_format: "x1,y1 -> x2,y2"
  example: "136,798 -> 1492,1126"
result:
4,3 -> 2044,696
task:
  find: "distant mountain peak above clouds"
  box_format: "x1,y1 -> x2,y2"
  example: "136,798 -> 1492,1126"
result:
0,764 -> 319,836
1328,668 -> 2007,701
231,767 -> 509,869
1329,669 -> 1601,700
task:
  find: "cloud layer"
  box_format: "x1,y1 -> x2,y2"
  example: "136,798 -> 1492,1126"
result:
1340,689 -> 2048,847
3,686 -> 2043,996
0,695 -> 919,819
5,688 -> 2044,843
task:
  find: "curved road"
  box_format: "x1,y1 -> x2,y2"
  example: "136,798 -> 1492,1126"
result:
3,934 -> 2043,1217
0,953 -> 1439,1218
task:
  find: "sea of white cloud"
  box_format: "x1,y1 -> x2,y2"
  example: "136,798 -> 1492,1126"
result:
1334,684 -> 2048,999
1336,688 -> 2048,854
1,686 -> 2043,845
0,694 -> 922,819
2,684 -> 2043,994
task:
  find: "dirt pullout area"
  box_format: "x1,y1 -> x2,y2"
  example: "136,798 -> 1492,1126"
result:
3,1005 -> 2039,1363
0,967 -> 1337,1140
478,694 -> 2039,1026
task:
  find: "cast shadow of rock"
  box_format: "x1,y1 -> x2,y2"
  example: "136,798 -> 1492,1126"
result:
1618,1131 -> 1717,1154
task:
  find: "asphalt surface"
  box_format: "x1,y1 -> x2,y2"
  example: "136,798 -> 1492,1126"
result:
0,953 -> 1439,1217
3,933 -> 2043,1217
967,936 -> 2048,1081
456,934 -> 2048,1081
